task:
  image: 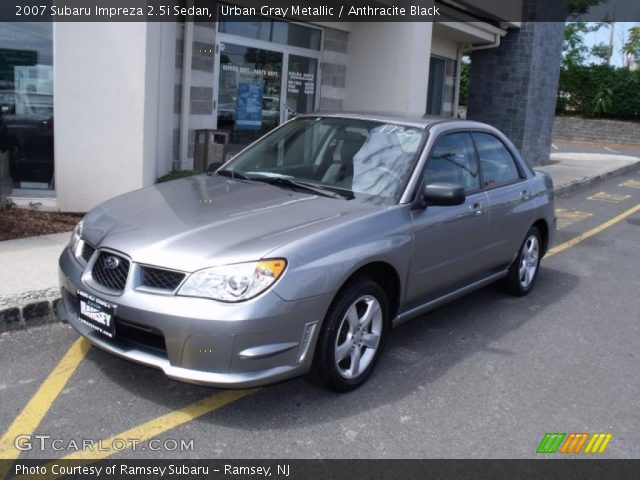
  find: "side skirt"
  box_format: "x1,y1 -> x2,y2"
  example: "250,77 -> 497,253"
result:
392,270 -> 508,328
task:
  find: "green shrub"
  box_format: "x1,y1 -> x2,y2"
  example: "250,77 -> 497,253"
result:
591,87 -> 613,116
459,61 -> 470,106
155,169 -> 199,184
557,65 -> 640,120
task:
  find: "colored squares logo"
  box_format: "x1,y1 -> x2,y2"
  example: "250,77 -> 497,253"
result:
537,433 -> 612,454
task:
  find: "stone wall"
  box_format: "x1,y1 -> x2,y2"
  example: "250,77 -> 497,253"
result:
553,116 -> 640,145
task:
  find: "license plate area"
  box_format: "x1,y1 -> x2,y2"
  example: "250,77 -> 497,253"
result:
77,289 -> 116,338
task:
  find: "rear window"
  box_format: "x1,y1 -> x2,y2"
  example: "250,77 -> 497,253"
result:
472,133 -> 521,187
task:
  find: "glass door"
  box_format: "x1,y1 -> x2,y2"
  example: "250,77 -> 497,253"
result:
216,42 -> 283,144
214,32 -> 321,146
285,55 -> 318,122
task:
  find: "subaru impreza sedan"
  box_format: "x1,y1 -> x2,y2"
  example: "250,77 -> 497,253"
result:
58,113 -> 555,392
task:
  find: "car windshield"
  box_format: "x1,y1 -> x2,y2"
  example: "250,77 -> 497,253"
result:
221,116 -> 426,203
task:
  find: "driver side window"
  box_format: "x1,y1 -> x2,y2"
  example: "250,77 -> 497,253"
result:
424,133 -> 480,191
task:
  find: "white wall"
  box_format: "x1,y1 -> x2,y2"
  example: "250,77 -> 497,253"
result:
144,23 -> 177,187
54,22 -> 174,212
431,34 -> 458,60
343,22 -> 433,115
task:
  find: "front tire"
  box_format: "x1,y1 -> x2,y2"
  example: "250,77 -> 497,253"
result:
501,226 -> 542,296
307,278 -> 389,392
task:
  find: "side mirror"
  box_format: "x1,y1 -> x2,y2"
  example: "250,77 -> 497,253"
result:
422,183 -> 466,206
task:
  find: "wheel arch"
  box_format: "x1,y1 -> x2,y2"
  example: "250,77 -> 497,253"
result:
332,261 -> 402,322
532,218 -> 549,256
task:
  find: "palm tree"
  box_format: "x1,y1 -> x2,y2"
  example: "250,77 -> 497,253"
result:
622,26 -> 640,69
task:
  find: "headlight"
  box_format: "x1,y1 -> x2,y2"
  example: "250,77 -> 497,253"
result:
70,220 -> 84,257
178,259 -> 287,302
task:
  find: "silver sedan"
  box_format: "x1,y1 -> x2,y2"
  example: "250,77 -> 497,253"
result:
57,113 -> 556,392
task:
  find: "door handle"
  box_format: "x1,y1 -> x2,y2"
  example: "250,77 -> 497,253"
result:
520,190 -> 530,201
469,203 -> 483,215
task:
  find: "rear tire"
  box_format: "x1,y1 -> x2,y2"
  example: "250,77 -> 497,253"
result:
500,226 -> 542,296
307,278 -> 389,392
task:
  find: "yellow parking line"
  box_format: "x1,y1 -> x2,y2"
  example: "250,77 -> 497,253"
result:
554,208 -> 593,230
0,337 -> 90,478
587,191 -> 631,203
60,389 -> 258,461
62,388 -> 259,460
546,203 -> 640,258
11,390 -> 259,480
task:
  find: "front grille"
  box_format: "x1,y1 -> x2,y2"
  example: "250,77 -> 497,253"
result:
141,266 -> 185,291
91,252 -> 130,292
81,242 -> 95,262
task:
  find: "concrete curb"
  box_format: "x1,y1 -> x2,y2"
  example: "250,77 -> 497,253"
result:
0,287 -> 63,333
2,160 -> 640,334
549,160 -> 640,198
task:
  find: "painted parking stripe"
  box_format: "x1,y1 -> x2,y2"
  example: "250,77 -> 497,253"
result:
11,390 -> 260,480
59,388 -> 258,461
587,191 -> 632,203
619,179 -> 640,189
546,203 -> 640,258
0,338 -> 90,476
554,208 -> 593,230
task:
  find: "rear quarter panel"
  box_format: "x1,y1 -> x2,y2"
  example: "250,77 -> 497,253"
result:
531,170 -> 556,253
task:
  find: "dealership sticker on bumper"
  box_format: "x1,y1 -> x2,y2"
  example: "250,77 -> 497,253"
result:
77,289 -> 116,338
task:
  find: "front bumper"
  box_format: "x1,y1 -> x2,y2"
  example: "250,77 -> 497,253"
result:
58,247 -> 330,388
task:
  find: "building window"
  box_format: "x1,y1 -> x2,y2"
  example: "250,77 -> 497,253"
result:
218,17 -> 321,51
427,56 -> 457,117
215,17 -> 321,145
0,22 -> 54,191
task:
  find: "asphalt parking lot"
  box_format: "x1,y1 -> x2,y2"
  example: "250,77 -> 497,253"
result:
1,168 -> 640,462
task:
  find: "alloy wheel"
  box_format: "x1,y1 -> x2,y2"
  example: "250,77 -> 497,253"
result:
518,235 -> 540,289
334,295 -> 383,379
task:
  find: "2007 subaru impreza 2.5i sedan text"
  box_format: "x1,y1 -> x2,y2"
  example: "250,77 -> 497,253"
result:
58,113 -> 556,392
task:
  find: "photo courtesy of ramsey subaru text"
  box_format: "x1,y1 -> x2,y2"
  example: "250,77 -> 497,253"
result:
57,113 -> 556,392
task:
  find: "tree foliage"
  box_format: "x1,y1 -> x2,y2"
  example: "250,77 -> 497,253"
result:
563,22 -> 609,68
567,0 -> 605,20
590,43 -> 610,64
557,65 -> 640,119
459,60 -> 470,107
622,26 -> 640,66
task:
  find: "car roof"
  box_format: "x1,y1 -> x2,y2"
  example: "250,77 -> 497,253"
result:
301,111 -> 488,131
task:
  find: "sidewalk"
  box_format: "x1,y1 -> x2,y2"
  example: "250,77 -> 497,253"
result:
539,151 -> 640,197
1,151 -> 640,332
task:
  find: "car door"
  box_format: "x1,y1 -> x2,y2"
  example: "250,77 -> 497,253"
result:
406,132 -> 490,307
472,132 -> 536,271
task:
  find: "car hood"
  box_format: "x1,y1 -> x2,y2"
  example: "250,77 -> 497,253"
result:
83,174 -> 382,272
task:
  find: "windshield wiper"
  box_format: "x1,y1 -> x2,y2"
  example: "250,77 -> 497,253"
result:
216,169 -> 251,181
248,175 -> 353,200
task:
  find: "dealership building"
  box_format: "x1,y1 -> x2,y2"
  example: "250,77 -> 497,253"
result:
0,0 -> 564,212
